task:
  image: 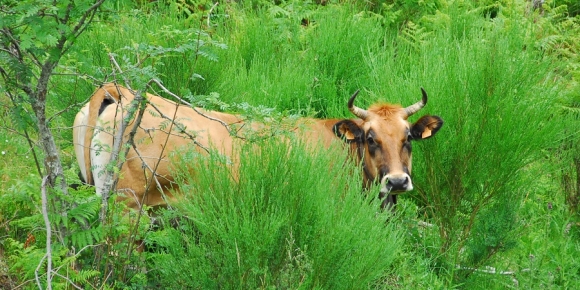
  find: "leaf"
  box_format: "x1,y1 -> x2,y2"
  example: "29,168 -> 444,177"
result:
190,73 -> 205,81
44,34 -> 58,47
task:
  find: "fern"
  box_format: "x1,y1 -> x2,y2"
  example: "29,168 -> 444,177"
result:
69,226 -> 105,249
398,21 -> 432,50
562,104 -> 580,118
69,197 -> 100,221
72,269 -> 101,284
9,214 -> 43,230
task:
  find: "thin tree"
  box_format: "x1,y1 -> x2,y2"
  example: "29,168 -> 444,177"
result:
0,1 -> 105,197
1,2 -> 105,287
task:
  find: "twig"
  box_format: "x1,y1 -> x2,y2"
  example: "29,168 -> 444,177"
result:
207,2 -> 219,28
37,176 -> 53,290
98,55 -> 146,223
108,53 -> 133,91
4,89 -> 43,176
97,88 -> 125,222
129,138 -> 174,204
13,278 -> 37,290
149,79 -> 234,134
35,254 -> 47,290
456,265 -> 530,287
145,100 -> 211,153
126,110 -> 170,258
456,265 -> 522,275
49,272 -> 82,290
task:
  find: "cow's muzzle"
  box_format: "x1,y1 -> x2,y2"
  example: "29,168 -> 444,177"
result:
379,173 -> 413,195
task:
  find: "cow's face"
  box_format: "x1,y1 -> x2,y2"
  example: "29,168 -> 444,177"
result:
333,89 -> 443,203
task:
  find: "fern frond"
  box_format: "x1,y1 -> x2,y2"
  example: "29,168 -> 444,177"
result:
562,104 -> 580,117
68,198 -> 100,223
72,269 -> 101,283
398,21 -> 432,50
69,225 -> 105,248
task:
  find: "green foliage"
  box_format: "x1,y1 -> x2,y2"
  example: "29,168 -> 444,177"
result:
207,3 -> 399,117
555,0 -> 580,16
149,139 -> 403,289
559,99 -> 580,217
402,6 -> 571,285
2,0 -> 580,288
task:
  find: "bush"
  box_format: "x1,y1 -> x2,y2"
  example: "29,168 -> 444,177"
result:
400,7 -> 569,285
146,138 -> 404,289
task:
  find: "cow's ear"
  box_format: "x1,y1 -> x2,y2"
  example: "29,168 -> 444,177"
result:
333,120 -> 364,143
410,115 -> 443,140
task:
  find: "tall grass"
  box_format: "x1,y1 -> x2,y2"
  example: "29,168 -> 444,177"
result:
147,139 -> 403,289
395,10 -> 569,285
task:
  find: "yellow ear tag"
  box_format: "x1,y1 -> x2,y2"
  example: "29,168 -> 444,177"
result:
345,131 -> 355,140
422,129 -> 432,139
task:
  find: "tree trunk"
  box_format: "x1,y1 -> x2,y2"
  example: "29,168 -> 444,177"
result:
33,61 -> 70,195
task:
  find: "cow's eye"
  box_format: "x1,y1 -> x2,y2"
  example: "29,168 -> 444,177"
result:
367,136 -> 376,146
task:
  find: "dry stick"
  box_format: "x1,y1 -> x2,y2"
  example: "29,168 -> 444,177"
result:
98,56 -> 165,276
97,55 -> 145,222
35,254 -> 47,290
146,100 -> 211,153
207,2 -> 219,28
45,248 -> 101,289
13,278 -> 37,290
49,272 -> 83,290
130,145 -> 171,200
36,176 -> 52,290
97,86 -> 132,222
104,56 -> 170,272
94,61 -> 125,221
124,112 -> 171,257
151,79 -> 255,140
149,79 -> 235,135
124,80 -> 217,257
101,85 -> 149,281
137,96 -> 181,202
113,89 -> 148,254
114,95 -> 213,199
125,91 -> 181,257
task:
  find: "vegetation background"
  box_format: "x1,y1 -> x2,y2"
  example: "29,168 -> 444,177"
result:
1,0 -> 580,289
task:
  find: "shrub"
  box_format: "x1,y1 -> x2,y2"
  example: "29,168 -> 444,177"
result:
146,138 -> 404,289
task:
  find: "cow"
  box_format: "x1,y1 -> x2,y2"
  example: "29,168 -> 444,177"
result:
73,83 -> 442,211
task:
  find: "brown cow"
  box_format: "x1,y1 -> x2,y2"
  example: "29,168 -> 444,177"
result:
73,83 -> 442,210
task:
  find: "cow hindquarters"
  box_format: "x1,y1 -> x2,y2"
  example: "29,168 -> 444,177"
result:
73,103 -> 91,184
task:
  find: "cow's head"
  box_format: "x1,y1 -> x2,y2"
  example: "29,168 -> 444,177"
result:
333,88 -> 443,206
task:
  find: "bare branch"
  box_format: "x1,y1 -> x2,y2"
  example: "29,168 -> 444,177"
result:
456,265 -> 530,287
38,176 -> 53,290
50,272 -> 83,290
132,145 -> 174,198
207,2 -> 219,28
98,85 -> 142,222
60,0 -> 107,56
149,79 -> 234,134
145,100 -> 211,153
35,253 -> 47,290
108,53 -> 132,90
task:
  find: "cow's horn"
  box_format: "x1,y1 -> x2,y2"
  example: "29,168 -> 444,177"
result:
348,90 -> 369,120
404,88 -> 428,117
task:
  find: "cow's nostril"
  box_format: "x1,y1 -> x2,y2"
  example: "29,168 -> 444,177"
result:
386,175 -> 410,191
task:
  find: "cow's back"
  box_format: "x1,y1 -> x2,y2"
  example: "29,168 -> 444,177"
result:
74,84 -> 242,210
